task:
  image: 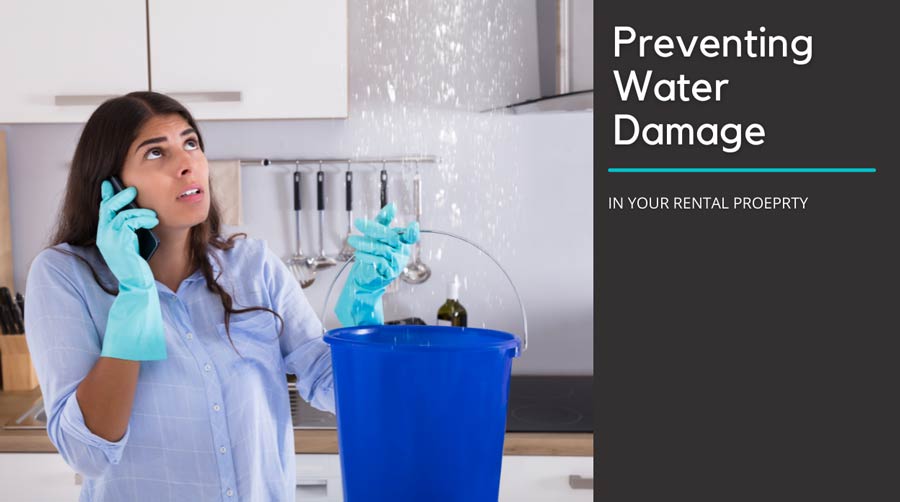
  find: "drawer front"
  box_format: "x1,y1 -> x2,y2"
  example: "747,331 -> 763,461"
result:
296,454 -> 343,501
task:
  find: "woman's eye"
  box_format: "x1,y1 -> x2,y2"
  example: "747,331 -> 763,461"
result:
146,149 -> 162,160
185,139 -> 199,150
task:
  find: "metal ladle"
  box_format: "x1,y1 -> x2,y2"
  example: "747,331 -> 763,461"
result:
285,165 -> 316,288
401,164 -> 431,284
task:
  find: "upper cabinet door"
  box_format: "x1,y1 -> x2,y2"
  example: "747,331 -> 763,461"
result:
0,0 -> 149,124
148,0 -> 348,120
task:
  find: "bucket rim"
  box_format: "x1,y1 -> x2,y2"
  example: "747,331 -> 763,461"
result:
324,324 -> 522,353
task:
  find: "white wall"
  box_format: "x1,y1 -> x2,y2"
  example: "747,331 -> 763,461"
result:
0,0 -> 592,374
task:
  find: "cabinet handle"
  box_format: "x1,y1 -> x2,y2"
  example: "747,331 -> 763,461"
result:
296,478 -> 328,496
54,91 -> 241,106
55,95 -> 119,106
163,91 -> 242,103
296,478 -> 328,487
568,474 -> 593,490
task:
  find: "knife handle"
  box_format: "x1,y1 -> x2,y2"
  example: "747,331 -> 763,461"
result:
15,292 -> 24,318
0,304 -> 11,335
10,303 -> 24,334
0,286 -> 12,307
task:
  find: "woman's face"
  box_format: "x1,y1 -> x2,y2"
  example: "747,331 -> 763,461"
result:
120,114 -> 210,232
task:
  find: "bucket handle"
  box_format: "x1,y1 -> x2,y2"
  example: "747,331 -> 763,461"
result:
319,229 -> 529,352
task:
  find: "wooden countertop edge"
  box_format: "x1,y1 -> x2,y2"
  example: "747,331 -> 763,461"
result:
0,430 -> 593,457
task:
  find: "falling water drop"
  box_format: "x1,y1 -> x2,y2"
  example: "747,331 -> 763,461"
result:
386,81 -> 396,103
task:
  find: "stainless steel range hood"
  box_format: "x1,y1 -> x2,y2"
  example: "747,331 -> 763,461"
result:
486,0 -> 593,114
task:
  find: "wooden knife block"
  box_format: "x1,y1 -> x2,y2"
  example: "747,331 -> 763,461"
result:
0,334 -> 39,391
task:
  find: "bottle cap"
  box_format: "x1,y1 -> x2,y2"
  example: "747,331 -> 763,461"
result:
447,274 -> 460,300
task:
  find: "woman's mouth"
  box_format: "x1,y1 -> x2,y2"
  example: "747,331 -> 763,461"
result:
177,186 -> 204,203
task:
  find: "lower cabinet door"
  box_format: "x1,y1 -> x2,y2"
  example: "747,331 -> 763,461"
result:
296,454 -> 343,501
0,453 -> 82,501
292,453 -> 592,501
499,455 -> 594,502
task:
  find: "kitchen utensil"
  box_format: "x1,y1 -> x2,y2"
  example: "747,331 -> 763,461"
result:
15,292 -> 24,318
380,164 -> 388,209
400,169 -> 431,284
312,164 -> 337,270
0,287 -> 22,334
378,164 -> 400,294
285,168 -> 316,288
0,286 -> 19,334
12,301 -> 23,333
9,304 -> 23,333
337,165 -> 355,262
0,304 -> 10,334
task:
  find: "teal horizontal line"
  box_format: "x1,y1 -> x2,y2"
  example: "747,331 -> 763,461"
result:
608,168 -> 876,173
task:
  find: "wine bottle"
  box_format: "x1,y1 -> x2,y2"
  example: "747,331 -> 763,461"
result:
436,275 -> 467,327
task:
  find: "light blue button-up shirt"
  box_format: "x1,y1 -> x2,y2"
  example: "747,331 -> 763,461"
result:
24,237 -> 335,501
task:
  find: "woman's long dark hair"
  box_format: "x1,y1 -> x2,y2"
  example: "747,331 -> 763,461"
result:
49,91 -> 282,352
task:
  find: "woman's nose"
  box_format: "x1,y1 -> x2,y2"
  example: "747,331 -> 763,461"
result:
174,150 -> 195,177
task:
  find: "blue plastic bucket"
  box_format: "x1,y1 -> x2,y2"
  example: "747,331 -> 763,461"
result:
324,324 -> 521,502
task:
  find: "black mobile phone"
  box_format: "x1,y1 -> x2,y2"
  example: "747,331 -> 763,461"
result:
107,176 -> 160,261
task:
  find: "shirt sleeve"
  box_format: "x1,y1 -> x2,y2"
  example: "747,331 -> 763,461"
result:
24,249 -> 131,478
262,244 -> 335,414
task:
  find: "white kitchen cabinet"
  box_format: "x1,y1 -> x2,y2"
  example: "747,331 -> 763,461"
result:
499,456 -> 594,502
0,453 -> 81,500
0,0 -> 149,124
293,454 -> 592,502
148,0 -> 347,120
0,0 -> 347,123
296,454 -> 343,501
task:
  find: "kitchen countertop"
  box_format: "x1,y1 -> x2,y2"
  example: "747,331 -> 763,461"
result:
0,388 -> 593,456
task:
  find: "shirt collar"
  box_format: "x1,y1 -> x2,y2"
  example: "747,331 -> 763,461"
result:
182,248 -> 224,284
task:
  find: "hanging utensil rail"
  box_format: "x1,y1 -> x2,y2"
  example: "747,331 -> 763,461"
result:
239,155 -> 439,170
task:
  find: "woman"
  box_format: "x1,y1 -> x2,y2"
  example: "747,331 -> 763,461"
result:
24,91 -> 417,501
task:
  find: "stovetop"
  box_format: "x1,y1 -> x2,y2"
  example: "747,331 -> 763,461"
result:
288,375 -> 594,432
505,375 -> 593,433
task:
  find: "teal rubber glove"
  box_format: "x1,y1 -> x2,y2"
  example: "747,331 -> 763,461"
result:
335,203 -> 419,326
96,180 -> 167,360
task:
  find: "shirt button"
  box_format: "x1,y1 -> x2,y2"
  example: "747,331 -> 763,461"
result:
226,488 -> 234,497
204,364 -> 212,372
185,332 -> 193,340
219,446 -> 227,454
213,404 -> 221,412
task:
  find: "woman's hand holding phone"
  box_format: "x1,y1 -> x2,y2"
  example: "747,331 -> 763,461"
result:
96,180 -> 167,360
98,180 -> 158,288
